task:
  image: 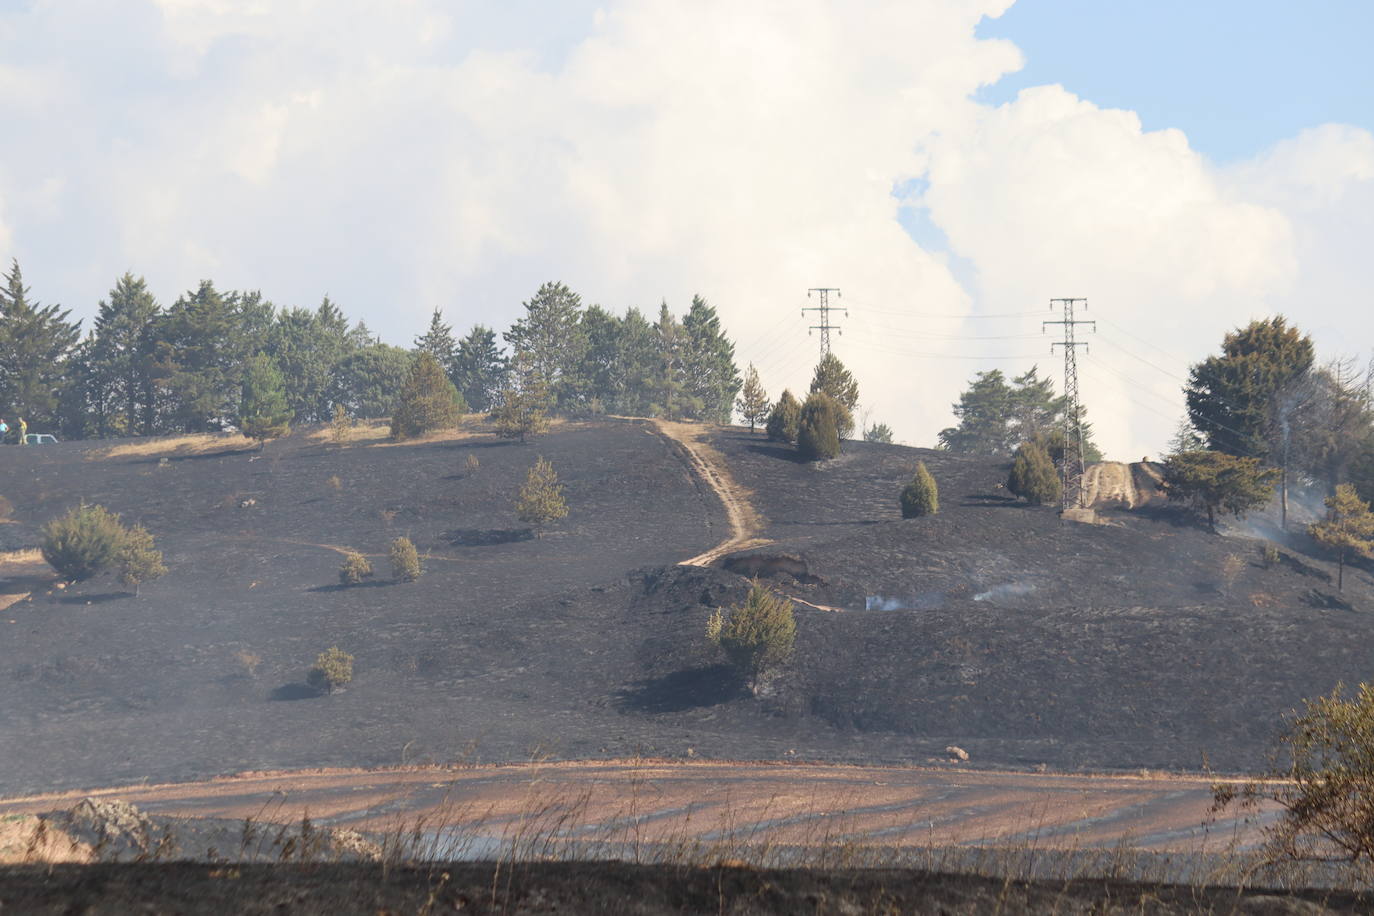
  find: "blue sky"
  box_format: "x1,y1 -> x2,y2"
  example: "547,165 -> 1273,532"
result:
978,0 -> 1374,162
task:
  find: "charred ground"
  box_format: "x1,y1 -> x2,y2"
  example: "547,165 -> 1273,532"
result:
1,419 -> 1370,795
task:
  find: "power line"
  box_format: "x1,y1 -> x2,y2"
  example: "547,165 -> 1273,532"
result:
802,288 -> 845,356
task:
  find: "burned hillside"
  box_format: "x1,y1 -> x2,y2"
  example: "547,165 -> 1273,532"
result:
0,419 -> 1371,795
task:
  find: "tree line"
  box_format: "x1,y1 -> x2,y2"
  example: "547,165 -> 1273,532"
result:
0,263 -> 741,439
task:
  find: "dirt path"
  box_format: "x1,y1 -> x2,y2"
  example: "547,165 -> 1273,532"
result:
651,421 -> 768,566
0,760 -> 1272,854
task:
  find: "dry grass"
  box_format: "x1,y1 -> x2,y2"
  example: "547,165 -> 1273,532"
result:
87,433 -> 258,461
0,549 -> 55,614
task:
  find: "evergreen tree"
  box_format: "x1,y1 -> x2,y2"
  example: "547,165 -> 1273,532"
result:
86,273 -> 161,437
327,342 -> 412,418
681,295 -> 741,423
1163,450 -> 1279,531
940,366 -> 1101,459
1309,484 -> 1374,592
576,305 -> 623,413
649,302 -> 702,419
900,462 -> 939,517
735,364 -> 770,432
766,389 -> 801,443
118,524 -> 166,596
516,455 -> 568,534
388,536 -> 422,582
451,324 -> 508,412
491,351 -> 552,443
414,307 -> 457,372
1186,316 -> 1314,459
864,422 -> 894,444
705,579 -> 796,695
1167,417 -> 1205,456
0,259 -> 81,429
611,307 -> 659,415
308,647 -> 354,693
504,281 -> 587,411
239,353 -> 293,445
264,297 -> 351,423
809,352 -> 859,438
150,280 -> 259,432
1007,439 -> 1061,506
390,352 -> 465,440
797,392 -> 842,461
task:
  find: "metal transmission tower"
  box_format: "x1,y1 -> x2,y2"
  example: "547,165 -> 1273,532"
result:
802,288 -> 845,357
1044,298 -> 1095,510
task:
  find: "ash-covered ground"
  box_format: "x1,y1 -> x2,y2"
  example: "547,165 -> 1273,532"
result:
1,419 -> 1369,795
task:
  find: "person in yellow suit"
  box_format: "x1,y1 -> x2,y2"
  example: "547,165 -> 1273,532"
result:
17,417 -> 26,444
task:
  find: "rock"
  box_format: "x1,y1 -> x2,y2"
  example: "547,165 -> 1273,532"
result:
946,745 -> 969,762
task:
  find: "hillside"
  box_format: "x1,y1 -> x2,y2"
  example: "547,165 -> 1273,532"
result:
1,419 -> 1371,796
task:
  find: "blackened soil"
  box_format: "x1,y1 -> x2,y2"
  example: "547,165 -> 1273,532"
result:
1,862 -> 1368,915
2,421 -> 1373,796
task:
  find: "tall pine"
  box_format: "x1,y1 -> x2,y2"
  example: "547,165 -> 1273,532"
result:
451,324 -> 508,412
86,273 -> 160,436
504,282 -> 586,411
0,260 -> 81,429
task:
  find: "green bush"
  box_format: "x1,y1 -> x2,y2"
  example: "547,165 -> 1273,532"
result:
389,537 -> 422,582
706,579 -> 796,694
307,646 -> 354,694
796,392 -> 841,461
765,390 -> 801,444
41,504 -> 131,582
338,553 -> 373,586
1007,439 -> 1061,506
516,456 -> 569,533
900,462 -> 939,517
118,524 -> 167,595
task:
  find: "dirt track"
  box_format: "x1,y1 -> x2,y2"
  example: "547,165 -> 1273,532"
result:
652,420 -> 768,566
0,760 -> 1272,854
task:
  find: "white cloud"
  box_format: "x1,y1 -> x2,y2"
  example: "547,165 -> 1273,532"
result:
0,0 -> 1368,458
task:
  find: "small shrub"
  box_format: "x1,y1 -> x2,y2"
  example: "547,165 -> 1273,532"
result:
326,475 -> 343,491
338,553 -> 373,586
900,462 -> 939,517
390,352 -> 465,440
329,402 -> 354,445
118,524 -> 167,596
464,453 -> 480,474
796,392 -> 841,461
389,537 -> 422,582
41,504 -> 129,582
765,390 -> 801,444
1260,543 -> 1280,569
516,456 -> 569,533
706,579 -> 796,695
307,647 -> 354,694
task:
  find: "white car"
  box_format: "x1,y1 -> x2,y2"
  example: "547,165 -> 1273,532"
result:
23,434 -> 59,445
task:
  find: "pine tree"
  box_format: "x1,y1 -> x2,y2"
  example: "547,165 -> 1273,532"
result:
327,342 -> 412,418
735,364 -> 770,432
239,354 -> 293,445
1162,450 -> 1279,531
504,282 -> 587,411
1186,316 -> 1314,459
766,390 -> 801,444
900,462 -> 939,517
390,352 -> 465,440
1309,484 -> 1374,592
516,455 -> 568,534
809,353 -> 858,438
1007,439 -> 1061,506
87,273 -> 161,437
682,295 -> 741,423
308,647 -> 354,694
414,308 -> 457,373
0,259 -> 82,429
388,536 -> 422,582
797,392 -> 841,461
118,524 -> 166,596
940,367 -> 1101,459
491,351 -> 552,443
150,280 -> 256,432
451,324 -> 508,412
264,297 -> 352,423
649,302 -> 702,419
